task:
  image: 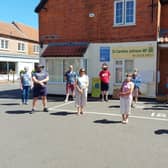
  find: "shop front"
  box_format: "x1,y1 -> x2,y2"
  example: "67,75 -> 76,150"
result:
41,41 -> 157,98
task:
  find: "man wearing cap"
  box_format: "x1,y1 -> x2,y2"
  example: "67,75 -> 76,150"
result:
31,63 -> 49,113
99,63 -> 111,101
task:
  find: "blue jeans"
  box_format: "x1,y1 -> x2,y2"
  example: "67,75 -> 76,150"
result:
21,86 -> 30,103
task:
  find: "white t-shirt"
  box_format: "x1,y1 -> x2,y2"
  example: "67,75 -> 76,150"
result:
77,75 -> 89,89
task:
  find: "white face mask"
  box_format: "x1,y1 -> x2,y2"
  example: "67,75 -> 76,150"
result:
126,77 -> 131,81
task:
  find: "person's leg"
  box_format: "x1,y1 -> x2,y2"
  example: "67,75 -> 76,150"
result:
101,91 -> 105,101
72,85 -> 75,100
32,97 -> 38,110
65,84 -> 70,102
80,89 -> 87,114
25,86 -> 30,104
120,97 -> 125,123
21,87 -> 26,104
42,96 -> 48,112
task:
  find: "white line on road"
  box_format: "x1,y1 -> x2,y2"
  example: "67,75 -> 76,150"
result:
49,101 -> 74,110
53,108 -> 168,122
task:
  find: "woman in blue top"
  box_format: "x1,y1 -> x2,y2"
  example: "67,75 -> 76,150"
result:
131,69 -> 142,107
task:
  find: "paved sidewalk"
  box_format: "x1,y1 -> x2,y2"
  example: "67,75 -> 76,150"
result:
0,83 -> 168,168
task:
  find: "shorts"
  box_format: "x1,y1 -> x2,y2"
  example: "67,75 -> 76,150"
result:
33,86 -> 47,97
101,82 -> 109,91
66,83 -> 75,94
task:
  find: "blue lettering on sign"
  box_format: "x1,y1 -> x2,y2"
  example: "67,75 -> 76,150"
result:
100,47 -> 110,62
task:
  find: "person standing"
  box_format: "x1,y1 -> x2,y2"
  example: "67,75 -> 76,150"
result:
75,68 -> 89,115
20,67 -> 32,105
119,74 -> 134,124
131,69 -> 142,107
99,63 -> 111,101
64,65 -> 77,103
31,64 -> 49,114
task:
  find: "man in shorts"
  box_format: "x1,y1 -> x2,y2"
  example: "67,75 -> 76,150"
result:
31,64 -> 49,113
99,63 -> 111,101
64,65 -> 77,103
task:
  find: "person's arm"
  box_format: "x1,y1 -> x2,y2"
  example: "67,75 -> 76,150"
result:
20,76 -> 23,90
40,75 -> 49,83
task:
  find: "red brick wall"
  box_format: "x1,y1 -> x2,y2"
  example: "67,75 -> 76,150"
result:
160,4 -> 168,29
38,0 -> 159,44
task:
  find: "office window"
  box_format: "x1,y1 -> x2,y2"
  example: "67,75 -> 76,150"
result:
114,59 -> 134,84
114,0 -> 136,26
46,58 -> 87,83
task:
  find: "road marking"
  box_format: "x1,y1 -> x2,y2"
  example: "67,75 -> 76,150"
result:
53,108 -> 168,122
49,101 -> 74,110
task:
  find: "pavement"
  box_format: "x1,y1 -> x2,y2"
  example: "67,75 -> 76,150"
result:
0,82 -> 168,168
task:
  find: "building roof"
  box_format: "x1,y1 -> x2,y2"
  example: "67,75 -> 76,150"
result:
0,21 -> 39,42
35,0 -> 48,13
42,42 -> 89,57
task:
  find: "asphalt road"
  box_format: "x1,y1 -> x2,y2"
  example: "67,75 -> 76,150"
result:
0,82 -> 168,168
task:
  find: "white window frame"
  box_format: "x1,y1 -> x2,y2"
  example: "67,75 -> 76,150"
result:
17,42 -> 26,52
0,38 -> 9,50
46,58 -> 87,84
114,0 -> 136,26
114,59 -> 134,85
33,44 -> 40,53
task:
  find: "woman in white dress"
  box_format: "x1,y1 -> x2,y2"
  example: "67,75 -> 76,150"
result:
75,68 -> 89,115
119,73 -> 134,124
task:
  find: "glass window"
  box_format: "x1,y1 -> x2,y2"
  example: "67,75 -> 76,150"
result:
126,0 -> 134,24
115,59 -> 134,84
46,58 -> 86,83
0,39 -> 8,49
114,0 -> 135,26
115,1 -> 123,24
46,59 -> 63,82
18,42 -> 25,51
0,62 -> 16,74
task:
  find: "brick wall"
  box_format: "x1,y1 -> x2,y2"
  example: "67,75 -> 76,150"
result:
160,4 -> 168,29
38,0 -> 159,44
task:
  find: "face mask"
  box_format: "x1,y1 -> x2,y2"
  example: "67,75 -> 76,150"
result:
126,77 -> 131,81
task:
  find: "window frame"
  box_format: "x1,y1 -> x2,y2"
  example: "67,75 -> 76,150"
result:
17,42 -> 26,52
0,39 -> 9,50
46,58 -> 87,84
114,0 -> 136,26
114,59 -> 134,85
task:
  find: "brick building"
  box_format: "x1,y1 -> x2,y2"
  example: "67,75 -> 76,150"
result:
0,21 -> 39,81
35,0 -> 168,97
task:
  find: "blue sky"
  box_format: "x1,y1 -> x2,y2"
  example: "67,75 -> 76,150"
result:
0,0 -> 40,29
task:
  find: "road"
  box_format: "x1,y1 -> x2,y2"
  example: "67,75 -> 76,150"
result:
0,82 -> 168,168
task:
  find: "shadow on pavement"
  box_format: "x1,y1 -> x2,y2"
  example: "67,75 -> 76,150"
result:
0,103 -> 20,106
5,110 -> 31,114
0,89 -> 21,99
94,119 -> 121,124
154,129 -> 168,135
143,107 -> 167,110
108,105 -> 120,108
50,111 -> 75,116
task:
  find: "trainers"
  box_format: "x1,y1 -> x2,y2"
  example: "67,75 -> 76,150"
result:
30,109 -> 35,114
43,107 -> 49,112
